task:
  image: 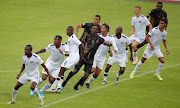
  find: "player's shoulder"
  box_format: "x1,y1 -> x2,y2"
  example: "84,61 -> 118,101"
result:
151,9 -> 157,12
122,34 -> 128,39
48,44 -> 54,47
112,34 -> 116,37
61,43 -> 66,46
163,29 -> 167,34
132,15 -> 136,18
161,9 -> 167,14
108,34 -> 112,37
32,53 -> 40,58
71,34 -> 77,39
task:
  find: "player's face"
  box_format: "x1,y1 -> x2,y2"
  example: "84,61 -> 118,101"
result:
54,37 -> 61,46
156,4 -> 162,11
159,21 -> 166,29
134,8 -> 141,15
93,17 -> 100,25
91,26 -> 98,35
101,25 -> 108,34
24,47 -> 32,55
66,28 -> 73,36
115,28 -> 122,36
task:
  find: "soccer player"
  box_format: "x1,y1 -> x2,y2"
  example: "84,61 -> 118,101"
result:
130,19 -> 169,80
56,26 -> 85,93
61,26 -> 112,92
128,6 -> 152,64
137,2 -> 168,49
7,45 -> 51,105
30,36 -> 69,97
102,27 -> 133,84
75,15 -> 101,39
85,23 -> 118,88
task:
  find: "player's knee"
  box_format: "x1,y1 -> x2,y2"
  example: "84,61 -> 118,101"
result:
161,61 -> 164,63
93,74 -> 98,78
14,86 -> 19,90
30,86 -> 35,90
119,70 -> 124,74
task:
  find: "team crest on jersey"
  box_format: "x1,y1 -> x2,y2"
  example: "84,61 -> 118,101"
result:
30,61 -> 34,64
139,20 -> 141,23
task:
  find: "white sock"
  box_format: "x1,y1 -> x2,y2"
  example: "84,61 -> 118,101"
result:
156,62 -> 164,75
40,82 -> 52,92
33,88 -> 40,97
134,50 -> 138,60
104,71 -> 109,81
126,49 -> 128,61
86,75 -> 96,84
12,88 -> 18,102
36,78 -> 44,88
57,76 -> 64,89
132,61 -> 143,74
51,79 -> 58,90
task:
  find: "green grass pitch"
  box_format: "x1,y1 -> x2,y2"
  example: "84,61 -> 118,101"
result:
0,0 -> 180,108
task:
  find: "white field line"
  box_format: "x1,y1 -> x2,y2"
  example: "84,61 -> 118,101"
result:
40,63 -> 180,108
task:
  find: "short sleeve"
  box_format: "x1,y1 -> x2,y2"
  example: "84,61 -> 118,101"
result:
144,17 -> 150,26
45,44 -> 51,52
64,44 -> 69,52
164,11 -> 167,18
149,9 -> 154,16
163,33 -> 167,40
72,35 -> 82,46
22,56 -> 25,64
148,28 -> 155,36
126,37 -> 131,45
82,23 -> 88,28
37,56 -> 43,65
131,17 -> 134,25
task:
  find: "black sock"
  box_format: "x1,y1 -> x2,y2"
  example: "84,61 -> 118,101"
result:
76,77 -> 84,86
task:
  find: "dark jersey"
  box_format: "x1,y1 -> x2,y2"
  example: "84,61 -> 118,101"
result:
80,23 -> 101,43
149,9 -> 167,27
83,34 -> 104,64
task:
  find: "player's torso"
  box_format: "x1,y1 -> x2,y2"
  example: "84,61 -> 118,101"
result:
67,35 -> 79,56
133,15 -> 147,36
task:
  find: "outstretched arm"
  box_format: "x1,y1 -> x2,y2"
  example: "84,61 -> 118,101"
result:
163,40 -> 169,55
35,49 -> 46,54
75,24 -> 82,38
17,64 -> 25,79
128,44 -> 133,62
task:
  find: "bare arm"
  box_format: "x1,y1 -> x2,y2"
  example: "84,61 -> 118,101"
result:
41,63 -> 51,77
128,44 -> 133,62
17,64 -> 25,79
130,26 -> 135,35
148,24 -> 152,33
75,24 -> 82,38
146,34 -> 154,50
35,49 -> 46,54
79,44 -> 85,61
146,14 -> 150,18
163,39 -> 169,55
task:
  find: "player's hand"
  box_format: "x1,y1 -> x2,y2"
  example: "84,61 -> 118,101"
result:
150,45 -> 155,50
17,74 -> 20,79
166,49 -> 169,55
110,52 -> 113,57
113,50 -> 117,53
58,48 -> 63,54
130,56 -> 133,62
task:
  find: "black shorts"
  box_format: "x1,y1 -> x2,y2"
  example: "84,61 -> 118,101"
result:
75,60 -> 92,74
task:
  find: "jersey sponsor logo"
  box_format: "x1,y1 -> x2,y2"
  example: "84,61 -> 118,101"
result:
62,43 -> 65,45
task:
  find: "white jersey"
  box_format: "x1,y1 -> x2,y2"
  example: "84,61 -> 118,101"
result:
94,33 -> 118,61
22,53 -> 43,76
45,43 -> 69,68
112,34 -> 131,59
67,34 -> 82,59
131,14 -> 150,37
147,27 -> 167,49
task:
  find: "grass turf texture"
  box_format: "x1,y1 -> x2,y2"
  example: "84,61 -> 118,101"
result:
0,0 -> 180,108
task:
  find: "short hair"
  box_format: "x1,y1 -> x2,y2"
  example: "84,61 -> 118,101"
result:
26,45 -> 32,49
157,2 -> 163,5
55,35 -> 62,40
102,23 -> 110,32
95,15 -> 101,20
116,27 -> 123,32
135,6 -> 141,10
67,26 -> 74,30
160,19 -> 167,24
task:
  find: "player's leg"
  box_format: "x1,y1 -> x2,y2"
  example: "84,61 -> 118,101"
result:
115,67 -> 125,84
137,40 -> 148,49
56,67 -> 66,90
154,57 -> 164,80
7,82 -> 23,104
102,64 -> 112,84
132,41 -> 140,64
130,57 -> 146,78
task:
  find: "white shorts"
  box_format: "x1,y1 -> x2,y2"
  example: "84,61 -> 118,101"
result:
92,58 -> 106,70
61,56 -> 79,70
18,73 -> 39,84
42,64 -> 60,78
107,56 -> 126,67
143,48 -> 163,59
129,35 -> 145,44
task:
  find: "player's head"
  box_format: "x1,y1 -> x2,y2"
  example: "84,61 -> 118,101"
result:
54,35 -> 62,46
157,2 -> 163,11
159,19 -> 167,29
93,15 -> 101,25
91,26 -> 99,35
134,6 -> 141,15
115,27 -> 123,36
25,45 -> 32,55
101,23 -> 110,34
66,26 -> 74,36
